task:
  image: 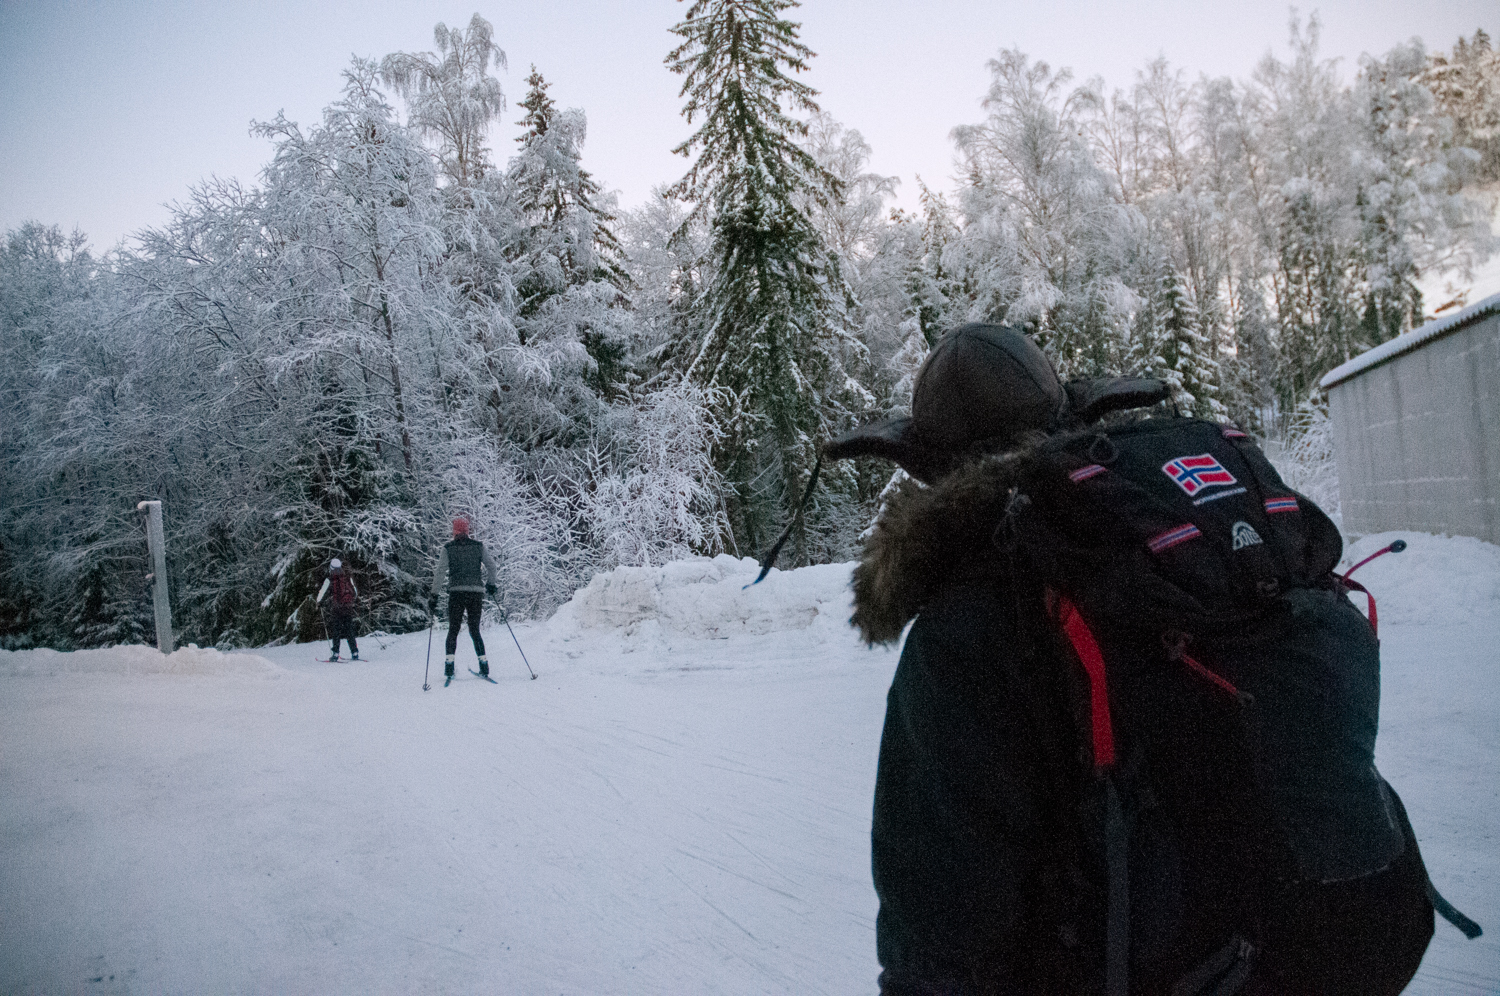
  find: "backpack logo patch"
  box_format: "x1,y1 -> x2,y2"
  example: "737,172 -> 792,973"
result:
1163,454 -> 1237,496
1231,521 -> 1263,550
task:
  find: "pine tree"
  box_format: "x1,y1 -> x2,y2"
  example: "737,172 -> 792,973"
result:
665,0 -> 868,560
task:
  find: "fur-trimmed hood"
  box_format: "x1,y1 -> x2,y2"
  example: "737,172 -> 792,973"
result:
851,451 -> 1034,645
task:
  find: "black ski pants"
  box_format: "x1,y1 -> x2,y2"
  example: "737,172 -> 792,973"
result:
445,591 -> 486,658
327,607 -> 358,656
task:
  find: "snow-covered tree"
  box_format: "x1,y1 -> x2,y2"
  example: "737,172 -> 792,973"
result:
1418,29 -> 1500,182
506,65 -> 632,397
510,66 -> 627,293
380,13 -> 507,188
1356,41 -> 1493,333
665,0 -> 870,560
9,14 -> 1500,653
798,112 -> 898,278
1134,266 -> 1226,418
951,49 -> 1137,376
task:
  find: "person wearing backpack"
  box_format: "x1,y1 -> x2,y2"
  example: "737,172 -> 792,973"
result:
315,558 -> 359,662
427,517 -> 499,680
822,322 -> 1452,995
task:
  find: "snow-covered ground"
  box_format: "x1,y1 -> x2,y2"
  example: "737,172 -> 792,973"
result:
2,543 -> 1496,994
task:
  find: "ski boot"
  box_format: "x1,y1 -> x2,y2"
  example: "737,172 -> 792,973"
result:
351,653 -> 361,661
328,652 -> 340,662
444,656 -> 455,678
477,656 -> 489,677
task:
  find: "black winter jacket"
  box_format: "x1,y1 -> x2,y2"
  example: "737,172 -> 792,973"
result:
871,573 -> 1086,992
856,458 -> 1089,992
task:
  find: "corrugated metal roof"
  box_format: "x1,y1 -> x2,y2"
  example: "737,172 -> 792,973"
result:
1318,291 -> 1500,390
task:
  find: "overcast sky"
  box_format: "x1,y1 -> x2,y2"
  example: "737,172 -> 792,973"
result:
1,0 -> 1492,250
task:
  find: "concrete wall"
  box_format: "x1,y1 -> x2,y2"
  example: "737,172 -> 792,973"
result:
1327,310 -> 1500,542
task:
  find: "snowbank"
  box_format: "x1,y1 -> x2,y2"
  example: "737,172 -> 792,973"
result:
0,643 -> 283,678
1341,531 -> 1500,628
546,554 -> 857,651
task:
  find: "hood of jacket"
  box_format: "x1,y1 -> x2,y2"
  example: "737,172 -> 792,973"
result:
851,448 -> 1036,645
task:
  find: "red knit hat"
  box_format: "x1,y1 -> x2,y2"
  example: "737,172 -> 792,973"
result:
452,517 -> 469,536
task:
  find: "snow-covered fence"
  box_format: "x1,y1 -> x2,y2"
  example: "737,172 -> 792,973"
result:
1320,293 -> 1500,543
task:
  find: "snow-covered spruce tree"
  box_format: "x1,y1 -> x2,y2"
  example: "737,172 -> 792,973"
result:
1131,266 -> 1226,418
507,66 -> 634,397
513,67 -> 628,283
900,179 -> 960,346
665,0 -> 870,562
889,180 -> 964,351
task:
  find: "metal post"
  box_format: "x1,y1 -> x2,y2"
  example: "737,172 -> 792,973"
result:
137,500 -> 175,654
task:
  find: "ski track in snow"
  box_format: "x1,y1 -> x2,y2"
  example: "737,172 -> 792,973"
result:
1,539 -> 1496,994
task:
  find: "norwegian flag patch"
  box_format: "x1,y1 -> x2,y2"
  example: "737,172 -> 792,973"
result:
1069,464 -> 1108,483
1264,496 -> 1299,514
1148,523 -> 1202,553
1162,454 -> 1238,496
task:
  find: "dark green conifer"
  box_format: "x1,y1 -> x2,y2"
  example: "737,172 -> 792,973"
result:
665,0 -> 867,560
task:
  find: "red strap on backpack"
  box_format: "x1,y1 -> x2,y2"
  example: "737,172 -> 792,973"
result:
1050,591 -> 1117,772
1339,539 -> 1406,638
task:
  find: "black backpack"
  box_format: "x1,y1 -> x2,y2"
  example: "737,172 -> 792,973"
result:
1005,416 -> 1476,996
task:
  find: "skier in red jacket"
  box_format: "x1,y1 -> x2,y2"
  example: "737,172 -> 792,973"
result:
315,558 -> 360,661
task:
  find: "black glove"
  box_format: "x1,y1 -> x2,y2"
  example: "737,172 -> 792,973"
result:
485,583 -> 497,597
427,593 -> 438,613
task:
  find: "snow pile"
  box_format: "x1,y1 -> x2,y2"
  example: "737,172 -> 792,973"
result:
546,554 -> 857,650
1340,531 -> 1500,628
0,643 -> 283,678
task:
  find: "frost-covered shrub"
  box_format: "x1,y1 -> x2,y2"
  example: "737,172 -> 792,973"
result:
1267,400 -> 1342,526
572,385 -> 727,570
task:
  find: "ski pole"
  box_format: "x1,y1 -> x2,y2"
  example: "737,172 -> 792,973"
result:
422,611 -> 435,692
357,614 -> 389,651
494,598 -> 537,679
